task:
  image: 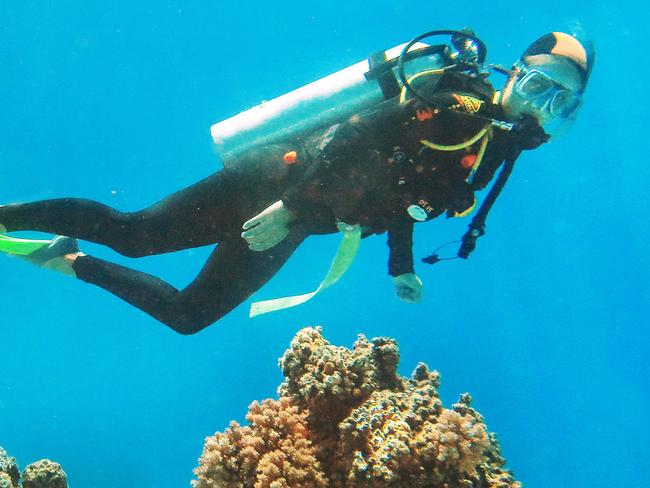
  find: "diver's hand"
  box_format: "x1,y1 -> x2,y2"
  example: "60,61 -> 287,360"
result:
510,114 -> 550,150
242,200 -> 296,251
392,273 -> 424,304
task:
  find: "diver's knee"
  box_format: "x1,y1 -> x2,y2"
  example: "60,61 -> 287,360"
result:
108,225 -> 154,257
163,311 -> 220,335
108,213 -> 158,257
173,325 -> 203,336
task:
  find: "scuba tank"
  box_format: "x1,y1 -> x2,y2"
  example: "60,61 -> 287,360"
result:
211,30 -> 487,166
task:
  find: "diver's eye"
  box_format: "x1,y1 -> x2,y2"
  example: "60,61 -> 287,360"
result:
517,72 -> 553,98
550,90 -> 582,118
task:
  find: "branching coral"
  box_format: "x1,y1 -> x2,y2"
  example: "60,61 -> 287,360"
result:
193,397 -> 327,488
0,448 -> 67,488
194,327 -> 521,488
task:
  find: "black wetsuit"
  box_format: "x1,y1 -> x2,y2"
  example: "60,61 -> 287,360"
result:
0,72 -> 512,334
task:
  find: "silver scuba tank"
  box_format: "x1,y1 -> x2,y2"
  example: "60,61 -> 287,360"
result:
210,41 -> 455,166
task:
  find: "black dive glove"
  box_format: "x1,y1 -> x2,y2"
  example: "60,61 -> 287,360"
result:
509,114 -> 550,150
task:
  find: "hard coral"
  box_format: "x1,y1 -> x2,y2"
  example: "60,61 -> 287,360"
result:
194,327 -> 521,488
193,397 -> 327,488
0,448 -> 68,488
21,460 -> 68,488
0,448 -> 19,488
0,473 -> 15,488
279,328 -> 401,422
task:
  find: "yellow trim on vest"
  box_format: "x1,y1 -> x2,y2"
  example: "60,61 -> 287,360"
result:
466,127 -> 491,183
452,195 -> 477,218
401,70 -> 495,194
402,69 -> 492,152
420,125 -> 489,151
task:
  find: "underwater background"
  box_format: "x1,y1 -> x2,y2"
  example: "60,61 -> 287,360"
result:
1,1 -> 647,487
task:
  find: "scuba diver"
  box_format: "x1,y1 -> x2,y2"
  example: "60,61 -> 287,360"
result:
0,30 -> 594,334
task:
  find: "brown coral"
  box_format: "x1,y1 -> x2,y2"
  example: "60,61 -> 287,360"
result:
21,460 -> 68,488
0,449 -> 68,488
193,327 -> 521,488
193,397 -> 327,488
279,328 -> 401,422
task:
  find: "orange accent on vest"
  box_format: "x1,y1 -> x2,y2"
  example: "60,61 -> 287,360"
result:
460,154 -> 477,169
416,108 -> 434,121
283,151 -> 298,165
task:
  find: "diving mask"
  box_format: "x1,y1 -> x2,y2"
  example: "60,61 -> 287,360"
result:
513,62 -> 582,119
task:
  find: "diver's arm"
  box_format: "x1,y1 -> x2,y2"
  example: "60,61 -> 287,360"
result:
387,218 -> 424,303
388,223 -> 424,304
387,218 -> 415,276
392,273 -> 424,304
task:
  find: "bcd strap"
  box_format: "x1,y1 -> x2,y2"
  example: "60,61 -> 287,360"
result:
367,51 -> 401,100
249,221 -> 362,317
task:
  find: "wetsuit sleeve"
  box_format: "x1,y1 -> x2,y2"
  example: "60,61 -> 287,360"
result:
387,218 -> 414,276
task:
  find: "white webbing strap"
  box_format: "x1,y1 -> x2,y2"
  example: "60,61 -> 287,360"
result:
249,222 -> 361,318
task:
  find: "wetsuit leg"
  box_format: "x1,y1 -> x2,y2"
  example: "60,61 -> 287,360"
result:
0,170 -> 244,257
72,231 -> 307,334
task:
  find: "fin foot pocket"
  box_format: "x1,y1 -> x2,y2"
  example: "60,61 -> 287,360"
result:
1,234 -> 79,276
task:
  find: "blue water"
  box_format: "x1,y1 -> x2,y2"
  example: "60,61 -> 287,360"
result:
1,2 -> 647,487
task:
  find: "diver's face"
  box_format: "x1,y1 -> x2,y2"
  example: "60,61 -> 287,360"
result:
502,54 -> 584,135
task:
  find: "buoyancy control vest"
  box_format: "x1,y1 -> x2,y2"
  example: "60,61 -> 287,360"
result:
211,30 -> 528,282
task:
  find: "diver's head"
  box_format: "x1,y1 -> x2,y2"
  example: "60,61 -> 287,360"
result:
501,32 -> 594,137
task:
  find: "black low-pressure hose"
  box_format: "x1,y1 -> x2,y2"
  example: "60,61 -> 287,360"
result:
457,153 -> 518,259
396,29 -> 486,101
421,154 -> 519,264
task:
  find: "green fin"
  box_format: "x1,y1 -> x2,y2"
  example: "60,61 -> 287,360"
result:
0,234 -> 79,276
0,234 -> 53,256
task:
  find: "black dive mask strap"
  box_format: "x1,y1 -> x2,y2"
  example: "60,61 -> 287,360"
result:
422,150 -> 520,265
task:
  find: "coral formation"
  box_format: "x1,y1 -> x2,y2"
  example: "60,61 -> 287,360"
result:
0,473 -> 15,488
21,460 -> 67,488
0,448 -> 67,488
0,448 -> 19,488
193,327 -> 521,487
194,397 -> 327,488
